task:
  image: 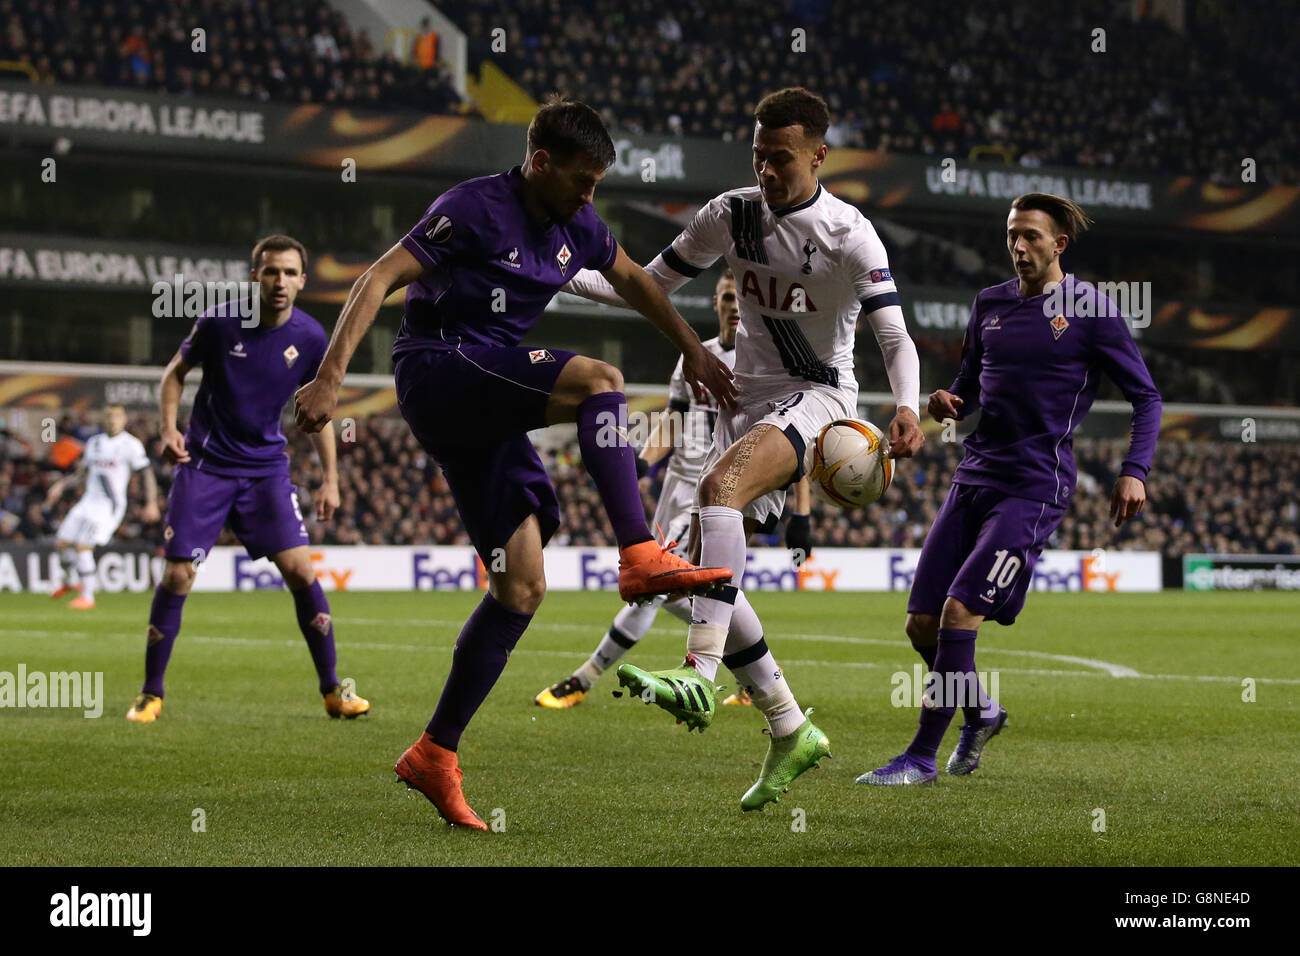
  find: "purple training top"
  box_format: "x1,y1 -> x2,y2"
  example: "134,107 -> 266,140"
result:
179,303 -> 327,477
393,165 -> 619,357
949,274 -> 1162,507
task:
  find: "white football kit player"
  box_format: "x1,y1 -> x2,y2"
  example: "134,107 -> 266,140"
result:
566,183 -> 920,526
654,335 -> 737,549
534,335 -> 738,707
57,430 -> 151,547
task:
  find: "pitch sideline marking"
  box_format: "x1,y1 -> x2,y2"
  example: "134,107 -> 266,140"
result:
7,620 -> 1297,686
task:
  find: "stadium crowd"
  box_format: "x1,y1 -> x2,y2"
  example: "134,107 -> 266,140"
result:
0,0 -> 464,113
4,412 -> 1297,565
2,0 -> 1294,184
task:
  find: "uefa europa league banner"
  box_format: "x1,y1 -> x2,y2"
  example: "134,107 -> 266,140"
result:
1,81 -> 1296,234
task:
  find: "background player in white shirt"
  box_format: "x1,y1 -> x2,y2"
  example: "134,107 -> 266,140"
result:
562,88 -> 925,810
535,270 -> 815,709
46,405 -> 159,609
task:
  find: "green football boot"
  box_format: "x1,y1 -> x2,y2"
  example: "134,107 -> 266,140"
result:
740,709 -> 831,811
615,654 -> 722,732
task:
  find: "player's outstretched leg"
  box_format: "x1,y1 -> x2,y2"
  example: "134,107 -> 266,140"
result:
858,616 -> 984,786
68,548 -> 97,609
535,595 -> 691,708
553,361 -> 732,601
127,563 -> 190,722
50,543 -> 82,599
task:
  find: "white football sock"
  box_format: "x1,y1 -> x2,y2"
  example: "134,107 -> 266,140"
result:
76,549 -> 97,602
660,596 -> 692,623
59,547 -> 78,586
722,592 -> 803,737
575,598 -> 663,688
686,505 -> 746,680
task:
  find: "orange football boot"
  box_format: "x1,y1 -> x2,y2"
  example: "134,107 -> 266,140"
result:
125,693 -> 162,722
617,538 -> 731,603
394,733 -> 488,831
69,595 -> 96,609
50,584 -> 81,599
323,682 -> 370,718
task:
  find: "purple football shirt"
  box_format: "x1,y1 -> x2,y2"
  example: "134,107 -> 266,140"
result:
393,165 -> 619,356
949,274 -> 1162,506
179,304 -> 327,477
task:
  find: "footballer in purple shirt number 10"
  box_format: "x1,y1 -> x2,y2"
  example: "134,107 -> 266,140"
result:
858,192 -> 1162,787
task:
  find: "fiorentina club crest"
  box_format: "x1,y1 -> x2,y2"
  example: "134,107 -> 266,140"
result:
283,344 -> 299,367
311,612 -> 332,636
528,349 -> 555,364
1049,314 -> 1070,340
556,243 -> 572,275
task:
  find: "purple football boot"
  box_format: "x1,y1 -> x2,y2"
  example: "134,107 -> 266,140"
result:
946,706 -> 1008,775
855,753 -> 938,786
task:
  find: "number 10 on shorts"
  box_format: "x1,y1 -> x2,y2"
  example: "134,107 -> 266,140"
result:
987,549 -> 1022,589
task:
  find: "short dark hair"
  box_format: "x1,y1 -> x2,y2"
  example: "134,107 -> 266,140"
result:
755,87 -> 830,142
1010,193 -> 1094,242
526,95 -> 616,167
251,234 -> 308,272
718,267 -> 735,282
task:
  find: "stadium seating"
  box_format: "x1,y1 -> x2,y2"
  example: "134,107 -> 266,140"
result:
5,412 -> 1296,561
2,0 -> 1294,182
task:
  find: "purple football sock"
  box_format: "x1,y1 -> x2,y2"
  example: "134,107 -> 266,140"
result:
142,585 -> 187,698
292,580 -> 339,695
576,391 -> 652,548
913,642 -> 937,670
905,627 -> 979,763
427,593 -> 533,751
962,674 -> 997,726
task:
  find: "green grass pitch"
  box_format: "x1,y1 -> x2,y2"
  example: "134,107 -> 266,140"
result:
2,589 -> 1297,866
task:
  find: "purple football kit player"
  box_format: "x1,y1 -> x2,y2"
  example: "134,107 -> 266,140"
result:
127,235 -> 370,724
293,98 -> 736,829
859,193 -> 1162,785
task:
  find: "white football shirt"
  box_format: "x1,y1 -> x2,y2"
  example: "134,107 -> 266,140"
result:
78,431 -> 150,518
565,182 -> 919,413
664,335 -> 736,480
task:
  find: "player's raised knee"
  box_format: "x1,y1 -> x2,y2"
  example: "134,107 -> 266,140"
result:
696,467 -> 731,508
583,359 -> 623,396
